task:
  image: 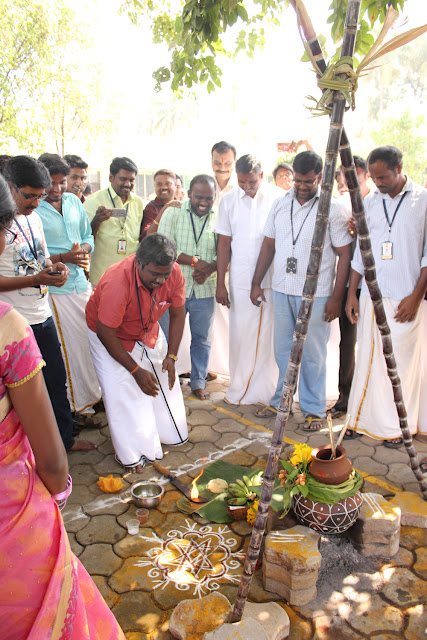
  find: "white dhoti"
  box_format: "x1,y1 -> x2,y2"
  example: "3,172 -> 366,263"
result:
347,295 -> 422,440
208,301 -> 230,376
50,290 -> 101,413
87,328 -> 188,467
226,287 -> 278,405
418,300 -> 427,435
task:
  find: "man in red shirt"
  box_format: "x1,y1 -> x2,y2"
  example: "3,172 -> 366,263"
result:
86,233 -> 188,473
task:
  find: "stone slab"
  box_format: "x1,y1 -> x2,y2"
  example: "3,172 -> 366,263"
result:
79,543 -> 122,576
169,592 -> 231,640
353,493 -> 401,532
263,560 -> 318,590
241,602 -> 290,640
354,534 -> 400,558
108,556 -> 154,593
264,526 -> 321,574
413,546 -> 427,579
349,529 -> 400,545
381,566 -> 427,606
62,505 -> 90,533
389,491 -> 427,528
83,493 -> 130,516
203,618 -> 269,640
343,593 -> 404,635
76,514 -> 126,545
110,591 -> 165,634
264,576 -> 317,606
404,604 -> 427,640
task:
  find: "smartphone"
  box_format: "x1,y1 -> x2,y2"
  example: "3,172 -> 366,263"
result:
47,271 -> 61,276
111,208 -> 126,217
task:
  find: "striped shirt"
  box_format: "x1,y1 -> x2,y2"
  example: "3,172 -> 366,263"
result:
158,200 -> 217,299
352,177 -> 427,299
263,187 -> 353,297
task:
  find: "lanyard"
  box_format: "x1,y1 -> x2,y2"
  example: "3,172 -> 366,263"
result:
14,217 -> 38,261
382,191 -> 407,234
189,209 -> 210,247
134,270 -> 158,344
108,188 -> 129,232
290,197 -> 318,252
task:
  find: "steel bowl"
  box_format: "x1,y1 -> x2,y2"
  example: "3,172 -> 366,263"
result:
131,481 -> 164,509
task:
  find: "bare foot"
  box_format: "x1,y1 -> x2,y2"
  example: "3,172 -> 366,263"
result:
70,439 -> 96,451
124,464 -> 144,474
193,388 -> 210,400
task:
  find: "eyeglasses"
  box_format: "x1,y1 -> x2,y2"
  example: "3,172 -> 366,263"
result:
293,178 -> 319,187
15,186 -> 46,202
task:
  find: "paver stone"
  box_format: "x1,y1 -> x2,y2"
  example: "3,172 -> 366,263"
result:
264,526 -> 321,574
111,591 -> 165,634
169,592 -> 231,640
241,602 -> 290,639
389,491 -> 427,528
343,593 -> 403,634
79,543 -> 122,576
76,514 -> 126,545
381,566 -> 427,606
404,604 -> 427,640
62,505 -> 90,533
203,618 -> 269,640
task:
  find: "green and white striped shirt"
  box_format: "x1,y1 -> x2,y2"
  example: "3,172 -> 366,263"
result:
158,199 -> 217,299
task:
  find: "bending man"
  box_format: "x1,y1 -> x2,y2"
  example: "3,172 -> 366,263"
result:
86,234 -> 188,472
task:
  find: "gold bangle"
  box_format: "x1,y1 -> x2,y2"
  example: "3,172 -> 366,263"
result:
167,353 -> 177,361
153,219 -> 159,226
130,365 -> 140,375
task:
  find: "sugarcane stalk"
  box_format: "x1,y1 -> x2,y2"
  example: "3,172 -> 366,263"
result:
292,0 -> 427,496
340,135 -> 427,496
230,0 -> 362,623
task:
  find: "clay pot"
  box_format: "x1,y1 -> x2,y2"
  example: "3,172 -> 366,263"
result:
292,492 -> 363,534
309,445 -> 353,486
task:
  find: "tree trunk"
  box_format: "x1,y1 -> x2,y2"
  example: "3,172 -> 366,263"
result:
291,0 -> 427,497
230,0 -> 362,623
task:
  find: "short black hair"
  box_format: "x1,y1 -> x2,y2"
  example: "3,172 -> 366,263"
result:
293,150 -> 323,175
109,157 -> 138,176
353,155 -> 367,173
273,162 -> 294,180
189,174 -> 216,192
0,174 -> 16,231
235,154 -> 262,175
367,146 -> 402,170
38,153 -> 70,177
136,233 -> 177,268
154,169 -> 176,181
4,155 -> 51,189
64,154 -> 88,170
0,155 -> 12,176
211,141 -> 237,158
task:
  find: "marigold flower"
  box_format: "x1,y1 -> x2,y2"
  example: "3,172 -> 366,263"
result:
290,443 -> 313,466
246,499 -> 259,525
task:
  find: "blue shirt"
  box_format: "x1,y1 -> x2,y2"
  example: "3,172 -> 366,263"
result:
37,193 -> 94,294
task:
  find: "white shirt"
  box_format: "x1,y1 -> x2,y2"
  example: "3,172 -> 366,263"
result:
263,187 -> 353,297
214,173 -> 238,208
352,177 -> 427,299
0,213 -> 51,324
216,182 -> 283,290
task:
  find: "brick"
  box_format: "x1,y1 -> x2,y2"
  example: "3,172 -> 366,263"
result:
264,576 -> 317,606
264,526 -> 321,574
263,560 -> 318,590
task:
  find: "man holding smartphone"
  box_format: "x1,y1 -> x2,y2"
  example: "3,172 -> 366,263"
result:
0,155 -> 94,452
37,154 -> 100,422
84,156 -> 144,285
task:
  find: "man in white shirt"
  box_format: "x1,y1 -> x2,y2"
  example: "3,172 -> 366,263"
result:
250,151 -> 353,428
345,146 -> 427,448
1,156 -> 94,452
216,155 -> 282,405
211,141 -> 237,207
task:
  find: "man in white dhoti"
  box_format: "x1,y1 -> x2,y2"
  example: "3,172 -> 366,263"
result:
37,154 -> 100,417
216,154 -> 282,406
86,233 -> 188,473
346,146 -> 427,449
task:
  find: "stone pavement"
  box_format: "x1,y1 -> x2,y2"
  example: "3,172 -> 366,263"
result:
63,376 -> 427,639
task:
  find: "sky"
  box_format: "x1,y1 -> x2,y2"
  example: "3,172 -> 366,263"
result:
70,0 -> 426,178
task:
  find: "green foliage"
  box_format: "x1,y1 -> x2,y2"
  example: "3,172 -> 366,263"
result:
122,0 -> 409,93
370,110 -> 427,183
0,0 -> 106,154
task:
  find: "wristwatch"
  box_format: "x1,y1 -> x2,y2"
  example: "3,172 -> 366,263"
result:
167,353 -> 178,361
191,255 -> 200,268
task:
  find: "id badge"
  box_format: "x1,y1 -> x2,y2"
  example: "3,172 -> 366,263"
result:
117,239 -> 127,254
381,241 -> 393,260
40,285 -> 48,296
286,256 -> 298,274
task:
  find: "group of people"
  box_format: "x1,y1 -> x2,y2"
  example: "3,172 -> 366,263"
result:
0,137 -> 426,635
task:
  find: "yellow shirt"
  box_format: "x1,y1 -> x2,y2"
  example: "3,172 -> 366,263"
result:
84,186 -> 143,284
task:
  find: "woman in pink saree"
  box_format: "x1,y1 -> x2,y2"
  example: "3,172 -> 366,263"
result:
0,175 -> 125,639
